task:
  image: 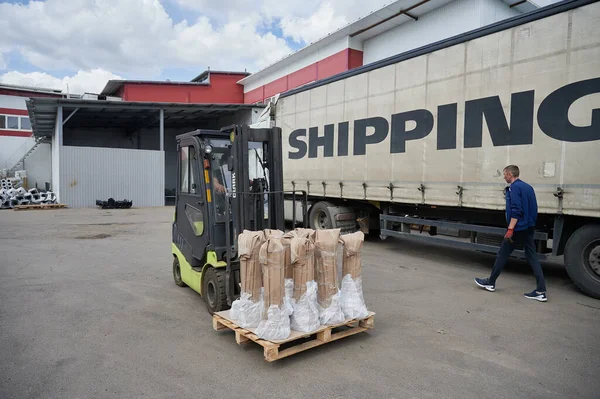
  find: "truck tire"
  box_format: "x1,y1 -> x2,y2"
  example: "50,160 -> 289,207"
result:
202,267 -> 228,314
564,224 -> 600,299
173,257 -> 185,287
309,201 -> 335,230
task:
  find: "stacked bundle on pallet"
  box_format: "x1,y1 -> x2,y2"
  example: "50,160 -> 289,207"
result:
314,229 -> 346,325
290,234 -> 320,332
230,230 -> 265,328
229,227 -> 370,341
340,232 -> 369,319
280,231 -> 296,316
0,187 -> 57,209
255,237 -> 291,340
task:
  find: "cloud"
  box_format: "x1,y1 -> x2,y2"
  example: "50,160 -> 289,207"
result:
278,0 -> 395,45
0,0 -> 394,93
173,0 -> 321,21
173,0 -> 392,45
0,69 -> 123,94
280,3 -> 348,44
0,0 -> 294,77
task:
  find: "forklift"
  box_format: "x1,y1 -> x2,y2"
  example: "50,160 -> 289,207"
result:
171,124 -> 307,314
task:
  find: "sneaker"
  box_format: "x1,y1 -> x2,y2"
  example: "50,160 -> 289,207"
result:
474,278 -> 495,292
524,290 -> 547,302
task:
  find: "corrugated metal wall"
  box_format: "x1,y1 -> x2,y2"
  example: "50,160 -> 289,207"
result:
60,146 -> 165,208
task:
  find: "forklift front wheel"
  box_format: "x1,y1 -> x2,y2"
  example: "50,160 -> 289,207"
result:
173,257 -> 186,287
202,267 -> 228,315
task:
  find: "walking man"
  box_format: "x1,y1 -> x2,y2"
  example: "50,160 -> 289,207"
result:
475,165 -> 548,302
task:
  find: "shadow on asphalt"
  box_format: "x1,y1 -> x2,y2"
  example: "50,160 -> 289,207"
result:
367,236 -> 582,293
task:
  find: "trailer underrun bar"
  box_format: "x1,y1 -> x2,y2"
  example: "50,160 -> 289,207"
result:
380,214 -> 549,261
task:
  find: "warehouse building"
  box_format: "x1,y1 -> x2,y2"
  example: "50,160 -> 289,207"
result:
24,0 -> 548,208
23,70 -> 262,208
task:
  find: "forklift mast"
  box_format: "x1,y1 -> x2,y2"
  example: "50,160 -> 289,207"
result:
228,124 -> 285,237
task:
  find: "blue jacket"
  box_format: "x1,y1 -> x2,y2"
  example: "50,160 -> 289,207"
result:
505,179 -> 538,231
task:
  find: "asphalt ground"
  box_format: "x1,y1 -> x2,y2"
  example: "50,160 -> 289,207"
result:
1,207 -> 598,399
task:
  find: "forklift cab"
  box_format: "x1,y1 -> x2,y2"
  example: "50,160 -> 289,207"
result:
172,124 -> 306,314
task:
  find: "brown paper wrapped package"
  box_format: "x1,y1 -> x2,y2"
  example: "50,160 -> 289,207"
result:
341,231 -> 364,279
314,229 -> 341,308
290,236 -> 315,301
238,230 -> 266,302
294,228 -> 315,241
259,238 -> 285,316
280,231 -> 297,279
264,229 -> 284,239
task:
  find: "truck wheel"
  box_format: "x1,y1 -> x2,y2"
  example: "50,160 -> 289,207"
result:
173,257 -> 185,287
202,267 -> 228,314
309,201 -> 334,230
564,224 -> 600,299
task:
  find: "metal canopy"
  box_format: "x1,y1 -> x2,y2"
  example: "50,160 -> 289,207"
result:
26,98 -> 264,138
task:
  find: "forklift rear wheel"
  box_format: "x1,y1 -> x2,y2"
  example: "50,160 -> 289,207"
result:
202,267 -> 228,314
173,257 -> 185,287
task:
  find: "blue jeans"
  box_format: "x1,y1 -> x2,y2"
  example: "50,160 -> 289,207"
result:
489,227 -> 547,292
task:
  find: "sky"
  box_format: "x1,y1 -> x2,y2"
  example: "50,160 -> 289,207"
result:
0,0 -> 394,94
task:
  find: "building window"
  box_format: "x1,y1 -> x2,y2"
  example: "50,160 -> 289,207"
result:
7,116 -> 19,129
189,145 -> 197,194
180,146 -> 189,193
0,115 -> 31,131
179,146 -> 200,195
185,204 -> 204,236
21,117 -> 31,130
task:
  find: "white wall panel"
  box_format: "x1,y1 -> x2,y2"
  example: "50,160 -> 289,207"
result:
363,0 -> 519,66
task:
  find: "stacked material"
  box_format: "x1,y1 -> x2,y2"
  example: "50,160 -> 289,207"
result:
291,235 -> 316,300
294,228 -> 315,240
231,227 -> 369,341
256,237 -> 291,340
314,229 -> 345,325
0,187 -> 57,209
340,231 -> 369,319
281,231 -> 296,279
1,176 -> 24,190
1,178 -> 13,190
264,229 -> 284,239
290,235 -> 320,332
230,230 -> 266,328
14,170 -> 27,180
281,231 -> 297,315
96,198 -> 133,209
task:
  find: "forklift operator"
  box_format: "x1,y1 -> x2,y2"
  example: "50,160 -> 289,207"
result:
211,150 -> 232,218
212,150 -> 231,194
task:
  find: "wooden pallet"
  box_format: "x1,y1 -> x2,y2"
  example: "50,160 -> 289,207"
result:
13,203 -> 68,211
213,310 -> 375,362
